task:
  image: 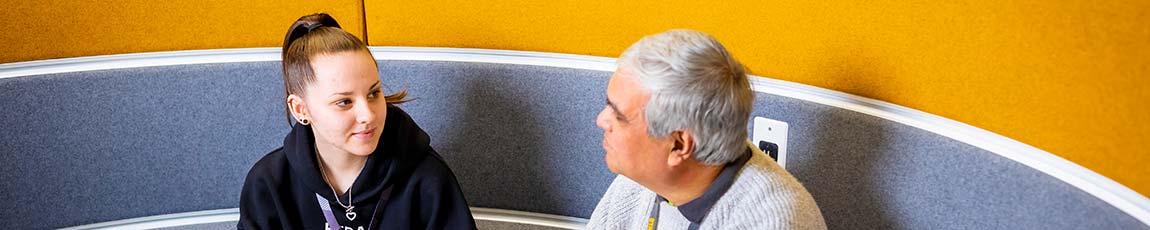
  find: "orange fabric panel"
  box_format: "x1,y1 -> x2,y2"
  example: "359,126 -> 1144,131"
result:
366,0 -> 1149,195
1,0 -> 366,63
4,0 -> 1147,196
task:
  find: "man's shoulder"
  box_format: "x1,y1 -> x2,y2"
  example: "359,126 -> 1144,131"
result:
586,175 -> 653,229
727,151 -> 815,205
708,149 -> 827,229
598,175 -> 650,204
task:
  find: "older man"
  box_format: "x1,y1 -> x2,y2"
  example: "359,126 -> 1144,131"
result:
587,30 -> 826,229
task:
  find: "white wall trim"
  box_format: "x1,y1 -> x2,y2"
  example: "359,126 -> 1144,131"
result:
59,208 -> 240,230
470,207 -> 589,229
2,47 -> 1146,226
58,207 -> 588,229
370,47 -> 617,72
0,47 -> 615,79
0,48 -> 281,79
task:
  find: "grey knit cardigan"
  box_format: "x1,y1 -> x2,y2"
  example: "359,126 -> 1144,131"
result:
585,141 -> 827,229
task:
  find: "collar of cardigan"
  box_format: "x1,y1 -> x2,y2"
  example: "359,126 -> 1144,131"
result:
658,147 -> 753,224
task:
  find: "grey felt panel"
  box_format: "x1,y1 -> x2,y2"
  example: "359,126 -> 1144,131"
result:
751,94 -> 1146,229
377,61 -> 615,219
0,62 -> 289,229
1,60 -> 1144,229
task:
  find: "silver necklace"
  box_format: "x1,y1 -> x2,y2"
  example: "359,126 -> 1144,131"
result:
317,152 -> 366,221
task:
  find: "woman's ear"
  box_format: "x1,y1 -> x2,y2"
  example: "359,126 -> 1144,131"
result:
666,130 -> 696,167
286,94 -> 309,123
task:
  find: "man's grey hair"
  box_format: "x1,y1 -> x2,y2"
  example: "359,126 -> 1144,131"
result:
617,29 -> 754,166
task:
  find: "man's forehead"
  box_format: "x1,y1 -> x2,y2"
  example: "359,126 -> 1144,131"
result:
608,69 -> 648,110
609,67 -> 641,89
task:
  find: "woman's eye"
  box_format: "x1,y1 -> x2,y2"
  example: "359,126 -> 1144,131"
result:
368,90 -> 381,99
336,99 -> 351,107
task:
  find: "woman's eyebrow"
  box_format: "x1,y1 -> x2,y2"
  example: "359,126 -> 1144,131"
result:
329,81 -> 382,96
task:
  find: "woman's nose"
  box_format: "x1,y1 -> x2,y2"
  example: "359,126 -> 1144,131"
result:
355,101 -> 376,124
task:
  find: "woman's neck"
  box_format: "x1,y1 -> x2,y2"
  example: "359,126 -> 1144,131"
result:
316,144 -> 368,196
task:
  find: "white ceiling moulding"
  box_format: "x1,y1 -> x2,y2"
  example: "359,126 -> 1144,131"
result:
0,48 -> 281,79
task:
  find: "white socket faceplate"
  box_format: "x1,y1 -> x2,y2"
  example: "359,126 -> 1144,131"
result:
753,117 -> 789,169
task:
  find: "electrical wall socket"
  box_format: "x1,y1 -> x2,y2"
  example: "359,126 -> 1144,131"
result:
753,117 -> 789,169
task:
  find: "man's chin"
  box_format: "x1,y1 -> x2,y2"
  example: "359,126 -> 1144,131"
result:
604,159 -> 622,175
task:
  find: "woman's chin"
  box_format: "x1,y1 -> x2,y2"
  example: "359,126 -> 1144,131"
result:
345,144 -> 378,157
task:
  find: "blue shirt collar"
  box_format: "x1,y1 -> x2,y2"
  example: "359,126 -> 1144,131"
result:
659,147 -> 753,224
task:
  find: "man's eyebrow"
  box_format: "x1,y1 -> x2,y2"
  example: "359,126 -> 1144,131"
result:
607,98 -> 627,122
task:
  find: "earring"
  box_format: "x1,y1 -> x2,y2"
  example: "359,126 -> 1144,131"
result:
299,118 -> 310,125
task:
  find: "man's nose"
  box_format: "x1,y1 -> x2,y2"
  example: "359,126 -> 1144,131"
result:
595,108 -> 610,131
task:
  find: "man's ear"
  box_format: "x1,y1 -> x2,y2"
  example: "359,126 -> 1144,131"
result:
286,94 -> 308,122
666,130 -> 696,167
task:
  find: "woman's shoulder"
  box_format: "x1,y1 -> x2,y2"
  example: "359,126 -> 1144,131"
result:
243,148 -> 290,186
405,150 -> 462,186
385,104 -> 416,126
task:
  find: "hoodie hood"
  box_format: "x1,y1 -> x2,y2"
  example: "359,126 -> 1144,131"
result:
282,104 -> 432,204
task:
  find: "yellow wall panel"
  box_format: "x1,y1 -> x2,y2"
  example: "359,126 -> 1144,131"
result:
366,0 -> 1149,195
1,0 -> 365,63
4,0 -> 1146,195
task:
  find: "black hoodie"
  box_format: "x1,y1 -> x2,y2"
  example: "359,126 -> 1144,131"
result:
239,105 -> 476,229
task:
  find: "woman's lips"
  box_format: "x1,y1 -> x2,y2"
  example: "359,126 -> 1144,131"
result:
352,128 -> 375,139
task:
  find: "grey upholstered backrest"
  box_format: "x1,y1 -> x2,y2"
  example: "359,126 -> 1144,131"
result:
1,62 -> 288,228
1,56 -> 1145,229
749,93 -> 1145,229
380,61 -> 617,218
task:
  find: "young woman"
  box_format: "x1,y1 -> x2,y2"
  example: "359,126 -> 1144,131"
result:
239,13 -> 476,229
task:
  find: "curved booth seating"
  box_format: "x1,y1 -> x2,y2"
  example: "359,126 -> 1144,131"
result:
1,47 -> 1147,229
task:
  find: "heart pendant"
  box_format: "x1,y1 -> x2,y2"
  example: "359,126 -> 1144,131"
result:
346,211 -> 357,220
